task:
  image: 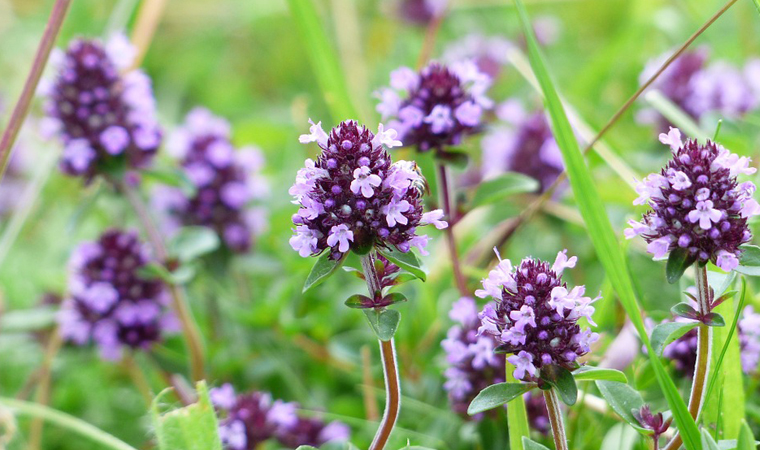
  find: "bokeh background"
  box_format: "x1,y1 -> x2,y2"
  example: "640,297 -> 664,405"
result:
1,0 -> 760,449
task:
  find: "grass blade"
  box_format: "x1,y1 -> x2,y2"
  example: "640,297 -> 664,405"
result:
512,1 -> 700,448
505,366 -> 530,450
286,0 -> 358,122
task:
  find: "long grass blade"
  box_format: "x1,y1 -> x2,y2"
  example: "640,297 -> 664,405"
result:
286,0 -> 358,122
511,1 -> 700,448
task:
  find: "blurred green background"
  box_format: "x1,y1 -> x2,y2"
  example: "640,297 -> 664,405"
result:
1,0 -> 760,449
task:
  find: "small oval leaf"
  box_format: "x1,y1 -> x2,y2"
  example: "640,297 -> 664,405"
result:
666,248 -> 694,284
168,227 -> 221,263
671,302 -> 699,320
378,247 -> 426,281
651,321 -> 699,356
344,294 -> 373,309
363,308 -> 401,341
572,366 -> 627,383
303,252 -> 346,293
595,381 -> 649,433
467,382 -> 532,415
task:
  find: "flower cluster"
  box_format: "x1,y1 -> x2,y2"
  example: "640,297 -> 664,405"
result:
442,34 -> 513,79
155,108 -> 267,253
626,128 -> 759,271
481,101 -> 563,192
477,250 -> 599,381
57,229 -> 176,360
398,0 -> 448,25
290,119 -> 446,260
376,62 -> 492,154
442,297 -> 505,416
638,48 -> 760,127
210,384 -> 349,450
43,34 -> 161,181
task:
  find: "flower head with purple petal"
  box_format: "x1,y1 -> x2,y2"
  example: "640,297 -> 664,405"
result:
155,108 -> 267,253
476,250 -> 599,381
57,229 -> 176,360
376,62 -> 491,155
210,384 -> 349,450
44,34 -> 162,181
290,119 -> 445,259
481,101 -> 563,192
626,128 -> 757,271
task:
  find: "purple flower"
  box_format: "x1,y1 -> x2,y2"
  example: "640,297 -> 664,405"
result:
638,48 -> 758,128
377,62 -> 491,155
481,102 -> 563,192
477,250 -> 599,381
442,34 -> 513,79
155,108 -> 267,253
57,229 -> 176,360
397,0 -> 448,25
442,297 -> 506,417
739,306 -> 760,374
211,385 -> 349,450
626,128 -> 757,271
290,120 -> 443,259
44,34 -> 162,181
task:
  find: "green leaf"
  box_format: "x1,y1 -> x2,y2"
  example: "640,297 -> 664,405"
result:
737,420 -> 754,450
168,227 -> 220,263
505,364 -> 530,450
137,262 -> 174,283
344,294 -> 373,309
0,307 -> 57,332
143,168 -> 197,197
541,366 -> 577,406
151,381 -> 223,450
595,381 -> 648,433
601,423 -> 639,450
672,302 -> 700,320
381,292 -> 408,306
512,1 -> 700,446
703,312 -> 726,327
736,244 -> 760,276
467,382 -> 532,415
471,172 -> 540,208
363,308 -> 401,341
303,252 -> 346,293
522,437 -> 551,450
702,429 -> 721,450
651,321 -> 699,356
378,247 -> 426,281
285,0 -> 357,122
667,247 -> 695,284
572,366 -> 627,383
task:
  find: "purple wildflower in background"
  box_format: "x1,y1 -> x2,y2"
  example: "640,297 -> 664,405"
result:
289,119 -> 446,260
626,128 -> 759,271
481,100 -> 563,192
476,250 -> 599,381
397,0 -> 448,25
638,48 -> 759,127
524,391 -> 551,435
739,306 -> 760,374
57,229 -> 177,360
442,297 -> 505,416
442,35 -> 513,79
376,62 -> 492,155
42,34 -> 161,181
210,384 -> 349,450
155,108 -> 267,253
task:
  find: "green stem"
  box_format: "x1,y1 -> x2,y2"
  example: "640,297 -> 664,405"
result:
436,163 -> 468,296
0,397 -> 138,450
119,180 -> 206,382
663,265 -> 713,450
0,0 -> 72,181
543,388 -> 568,450
361,252 -> 400,450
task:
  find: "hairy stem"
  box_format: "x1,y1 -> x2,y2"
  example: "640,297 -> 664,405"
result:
0,0 -> 72,182
663,265 -> 713,450
119,181 -> 206,382
471,0 -> 740,268
369,339 -> 400,450
361,252 -> 401,450
543,388 -> 569,450
437,164 -> 468,296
